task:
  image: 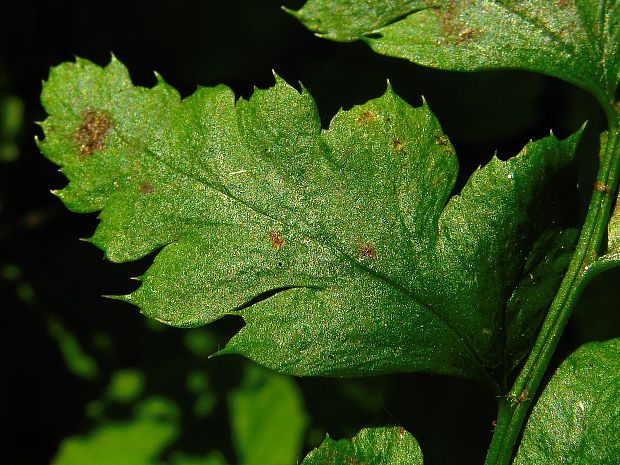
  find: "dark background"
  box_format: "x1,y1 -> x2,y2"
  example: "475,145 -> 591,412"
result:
1,1 -> 618,464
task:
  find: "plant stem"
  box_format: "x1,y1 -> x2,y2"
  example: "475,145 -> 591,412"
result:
483,108 -> 620,465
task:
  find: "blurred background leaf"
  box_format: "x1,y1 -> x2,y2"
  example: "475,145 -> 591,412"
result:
52,361 -> 307,465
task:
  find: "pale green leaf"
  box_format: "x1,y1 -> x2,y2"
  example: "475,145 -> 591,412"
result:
291,0 -> 619,105
39,57 -> 580,384
228,364 -> 308,465
301,426 -> 423,465
514,338 -> 620,465
52,397 -> 179,465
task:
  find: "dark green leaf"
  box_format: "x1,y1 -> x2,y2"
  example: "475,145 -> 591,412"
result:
39,57 -> 580,383
291,0 -> 619,104
514,338 -> 620,464
301,426 -> 423,465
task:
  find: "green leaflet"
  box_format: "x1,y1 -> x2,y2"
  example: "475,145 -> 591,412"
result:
290,0 -> 619,107
301,426 -> 423,464
513,338 -> 620,464
39,57 -> 580,384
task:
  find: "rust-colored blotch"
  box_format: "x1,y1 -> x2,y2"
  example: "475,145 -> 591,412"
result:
594,181 -> 611,193
138,182 -> 154,194
270,230 -> 285,249
359,243 -> 377,260
75,109 -> 112,157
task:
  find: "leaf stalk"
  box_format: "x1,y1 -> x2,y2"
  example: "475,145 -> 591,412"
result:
483,107 -> 620,465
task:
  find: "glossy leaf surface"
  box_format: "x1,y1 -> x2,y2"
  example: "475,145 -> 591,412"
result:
514,338 -> 620,464
291,0 -> 619,105
40,57 -> 580,383
302,426 -> 423,465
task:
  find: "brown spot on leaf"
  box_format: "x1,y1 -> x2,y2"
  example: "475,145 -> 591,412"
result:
358,243 -> 377,260
434,133 -> 447,145
362,110 -> 376,121
75,110 -> 112,157
270,230 -> 285,249
594,181 -> 611,193
138,182 -> 154,194
393,139 -> 405,152
458,27 -> 475,41
431,4 -> 478,43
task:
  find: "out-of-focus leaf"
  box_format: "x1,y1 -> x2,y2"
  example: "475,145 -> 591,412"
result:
170,452 -> 229,465
184,329 -> 218,357
301,426 -> 423,464
291,0 -> 619,105
514,338 -> 620,465
52,397 -> 179,465
47,317 -> 98,380
228,364 -> 308,465
105,369 -> 145,403
39,57 -> 580,385
0,95 -> 23,162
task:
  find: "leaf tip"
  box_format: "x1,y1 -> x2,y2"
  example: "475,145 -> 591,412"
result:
280,5 -> 299,18
103,293 -> 132,303
153,70 -> 165,85
271,69 -> 282,83
209,345 -> 234,359
72,55 -> 90,67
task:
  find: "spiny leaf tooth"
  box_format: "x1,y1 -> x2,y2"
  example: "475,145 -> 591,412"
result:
102,293 -> 132,303
209,346 -> 233,359
34,135 -> 43,149
73,55 -> 93,67
280,5 -> 299,19
153,70 -> 165,83
50,188 -> 65,200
